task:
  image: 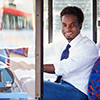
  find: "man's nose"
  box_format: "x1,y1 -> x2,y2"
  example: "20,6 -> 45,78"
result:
65,25 -> 71,31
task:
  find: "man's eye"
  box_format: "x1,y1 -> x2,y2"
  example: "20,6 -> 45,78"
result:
62,24 -> 66,27
71,23 -> 76,27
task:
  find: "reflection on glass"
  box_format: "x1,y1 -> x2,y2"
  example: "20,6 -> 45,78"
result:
0,0 -> 36,99
2,9 -> 33,30
0,6 -> 34,57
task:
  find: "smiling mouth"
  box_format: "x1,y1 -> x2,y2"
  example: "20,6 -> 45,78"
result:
65,32 -> 73,37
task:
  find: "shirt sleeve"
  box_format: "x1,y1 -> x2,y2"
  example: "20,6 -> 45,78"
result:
54,42 -> 99,77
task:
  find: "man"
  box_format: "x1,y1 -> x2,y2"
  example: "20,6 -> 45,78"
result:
43,6 -> 98,100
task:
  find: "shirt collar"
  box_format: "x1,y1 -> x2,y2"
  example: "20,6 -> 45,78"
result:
69,33 -> 83,48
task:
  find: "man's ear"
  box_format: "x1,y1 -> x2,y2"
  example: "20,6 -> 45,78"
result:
79,23 -> 82,30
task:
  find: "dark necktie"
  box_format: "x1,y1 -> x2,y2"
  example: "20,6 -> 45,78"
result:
55,44 -> 71,83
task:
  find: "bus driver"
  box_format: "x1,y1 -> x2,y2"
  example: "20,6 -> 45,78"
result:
43,6 -> 98,100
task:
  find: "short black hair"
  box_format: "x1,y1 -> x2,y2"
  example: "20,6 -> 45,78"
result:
60,6 -> 84,24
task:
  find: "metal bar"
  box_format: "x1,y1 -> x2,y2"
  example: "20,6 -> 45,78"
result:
0,93 -> 28,98
0,71 -> 2,82
35,0 -> 43,100
93,0 -> 97,43
48,0 -> 53,43
98,20 -> 100,26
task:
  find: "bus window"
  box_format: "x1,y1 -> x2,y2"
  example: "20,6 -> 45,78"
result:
18,16 -> 23,29
9,15 -> 11,29
0,6 -> 34,57
0,15 -> 2,30
53,0 -> 92,41
97,0 -> 100,44
1,7 -> 33,31
3,14 -> 9,29
15,16 -> 18,30
12,15 -> 16,29
9,14 -> 15,29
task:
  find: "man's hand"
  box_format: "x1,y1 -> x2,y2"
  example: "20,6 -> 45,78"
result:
43,64 -> 55,74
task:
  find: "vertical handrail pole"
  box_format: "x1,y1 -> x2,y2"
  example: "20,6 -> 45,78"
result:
35,0 -> 43,100
48,0 -> 53,43
93,0 -> 97,43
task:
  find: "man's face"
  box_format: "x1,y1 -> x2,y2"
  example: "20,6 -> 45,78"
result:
61,14 -> 82,42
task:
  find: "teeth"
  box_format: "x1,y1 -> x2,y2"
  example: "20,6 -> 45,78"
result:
65,32 -> 72,36
65,32 -> 72,35
67,32 -> 72,34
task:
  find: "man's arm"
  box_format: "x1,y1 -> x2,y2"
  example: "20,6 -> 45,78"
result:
43,64 -> 55,74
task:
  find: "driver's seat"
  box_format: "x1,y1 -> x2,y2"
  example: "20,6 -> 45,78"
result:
87,57 -> 100,100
